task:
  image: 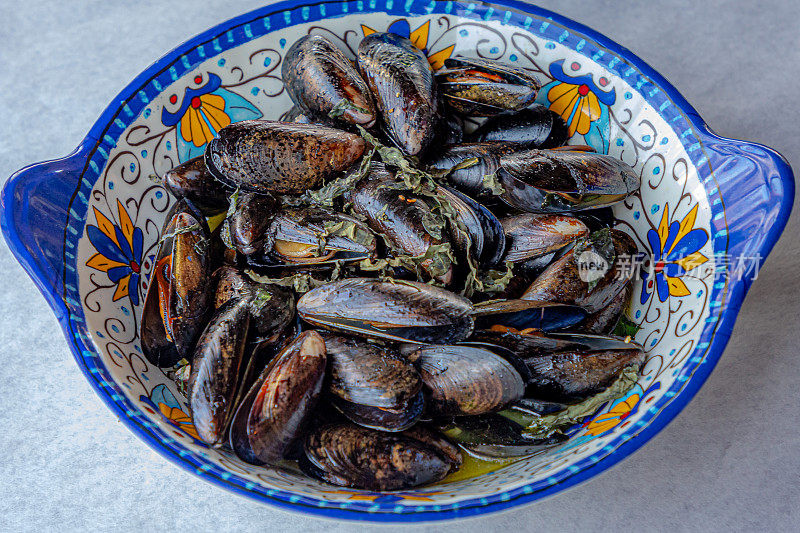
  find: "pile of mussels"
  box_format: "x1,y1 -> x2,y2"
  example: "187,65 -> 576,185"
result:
142,32 -> 645,491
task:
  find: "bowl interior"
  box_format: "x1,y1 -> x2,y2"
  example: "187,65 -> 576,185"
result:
67,3 -> 728,517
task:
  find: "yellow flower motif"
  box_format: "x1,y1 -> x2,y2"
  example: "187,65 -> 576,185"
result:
584,393 -> 640,437
548,82 -> 601,137
158,402 -> 200,440
179,92 -> 231,148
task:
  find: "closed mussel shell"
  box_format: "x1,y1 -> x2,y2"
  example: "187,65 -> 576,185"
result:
438,185 -> 506,267
323,333 -> 423,431
222,191 -> 278,256
246,331 -> 327,464
357,32 -> 438,156
498,149 -> 640,213
163,156 -> 230,214
302,424 -> 459,490
350,165 -> 453,283
188,297 -> 251,446
501,213 -> 589,263
205,120 -> 365,194
297,278 -> 474,344
282,34 -> 376,127
407,345 -> 525,416
469,104 -> 569,148
426,142 -> 519,198
581,283 -> 632,335
521,228 -> 638,313
141,199 -> 213,367
523,343 -> 645,403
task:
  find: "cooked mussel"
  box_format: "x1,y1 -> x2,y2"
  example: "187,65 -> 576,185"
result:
188,297 -> 251,446
246,331 -> 327,463
297,278 -> 474,344
213,266 -> 296,344
438,413 -> 567,458
582,283 -> 632,335
302,424 -> 460,490
498,149 -> 640,213
407,345 -> 525,416
141,199 -> 213,367
469,104 -> 569,148
438,185 -> 506,267
264,207 -> 377,267
471,299 -> 588,332
521,228 -> 638,313
350,164 -> 454,283
436,56 -> 541,117
501,213 -> 588,263
221,191 -> 278,256
282,34 -> 376,128
162,156 -> 229,214
205,120 -> 365,194
522,335 -> 645,403
323,333 -> 424,432
357,32 -> 438,156
426,142 -> 518,198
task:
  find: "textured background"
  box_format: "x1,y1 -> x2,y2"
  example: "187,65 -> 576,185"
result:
1,1 -> 798,531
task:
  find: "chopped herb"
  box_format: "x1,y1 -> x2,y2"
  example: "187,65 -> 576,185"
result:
612,315 -> 641,338
518,365 -> 640,439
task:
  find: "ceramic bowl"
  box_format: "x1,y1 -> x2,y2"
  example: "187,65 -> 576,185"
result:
1,0 -> 793,522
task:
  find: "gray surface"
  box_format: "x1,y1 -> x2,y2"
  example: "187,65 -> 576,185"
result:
0,0 -> 797,531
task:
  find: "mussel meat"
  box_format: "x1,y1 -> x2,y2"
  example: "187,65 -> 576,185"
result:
436,56 -> 542,117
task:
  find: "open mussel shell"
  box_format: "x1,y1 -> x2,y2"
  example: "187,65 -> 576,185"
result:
357,32 -> 438,156
205,120 -> 365,194
469,104 -> 569,148
521,228 -> 638,313
323,333 -> 424,432
282,34 -> 376,128
350,164 -> 453,283
436,56 -> 542,117
407,345 -> 525,416
188,297 -> 251,446
263,207 -> 377,267
501,213 -> 589,263
297,278 -> 475,344
498,149 -> 640,213
246,331 -> 327,464
438,413 -> 567,458
162,156 -> 229,214
222,192 -> 278,256
140,199 -> 213,367
301,424 -> 460,490
426,142 -> 518,198
472,299 -> 588,332
472,328 -> 642,358
438,185 -> 506,267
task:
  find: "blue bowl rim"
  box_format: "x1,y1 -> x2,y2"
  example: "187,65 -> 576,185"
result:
1,0 -> 794,523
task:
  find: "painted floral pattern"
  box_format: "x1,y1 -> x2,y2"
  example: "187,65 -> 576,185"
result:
85,200 -> 144,305
361,19 -> 455,69
640,204 -> 709,304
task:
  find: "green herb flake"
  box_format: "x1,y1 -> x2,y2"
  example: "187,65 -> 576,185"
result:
520,365 -> 641,440
612,315 -> 642,338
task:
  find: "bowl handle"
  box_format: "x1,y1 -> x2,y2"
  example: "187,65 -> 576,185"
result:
1,144 -> 91,311
702,133 -> 794,293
